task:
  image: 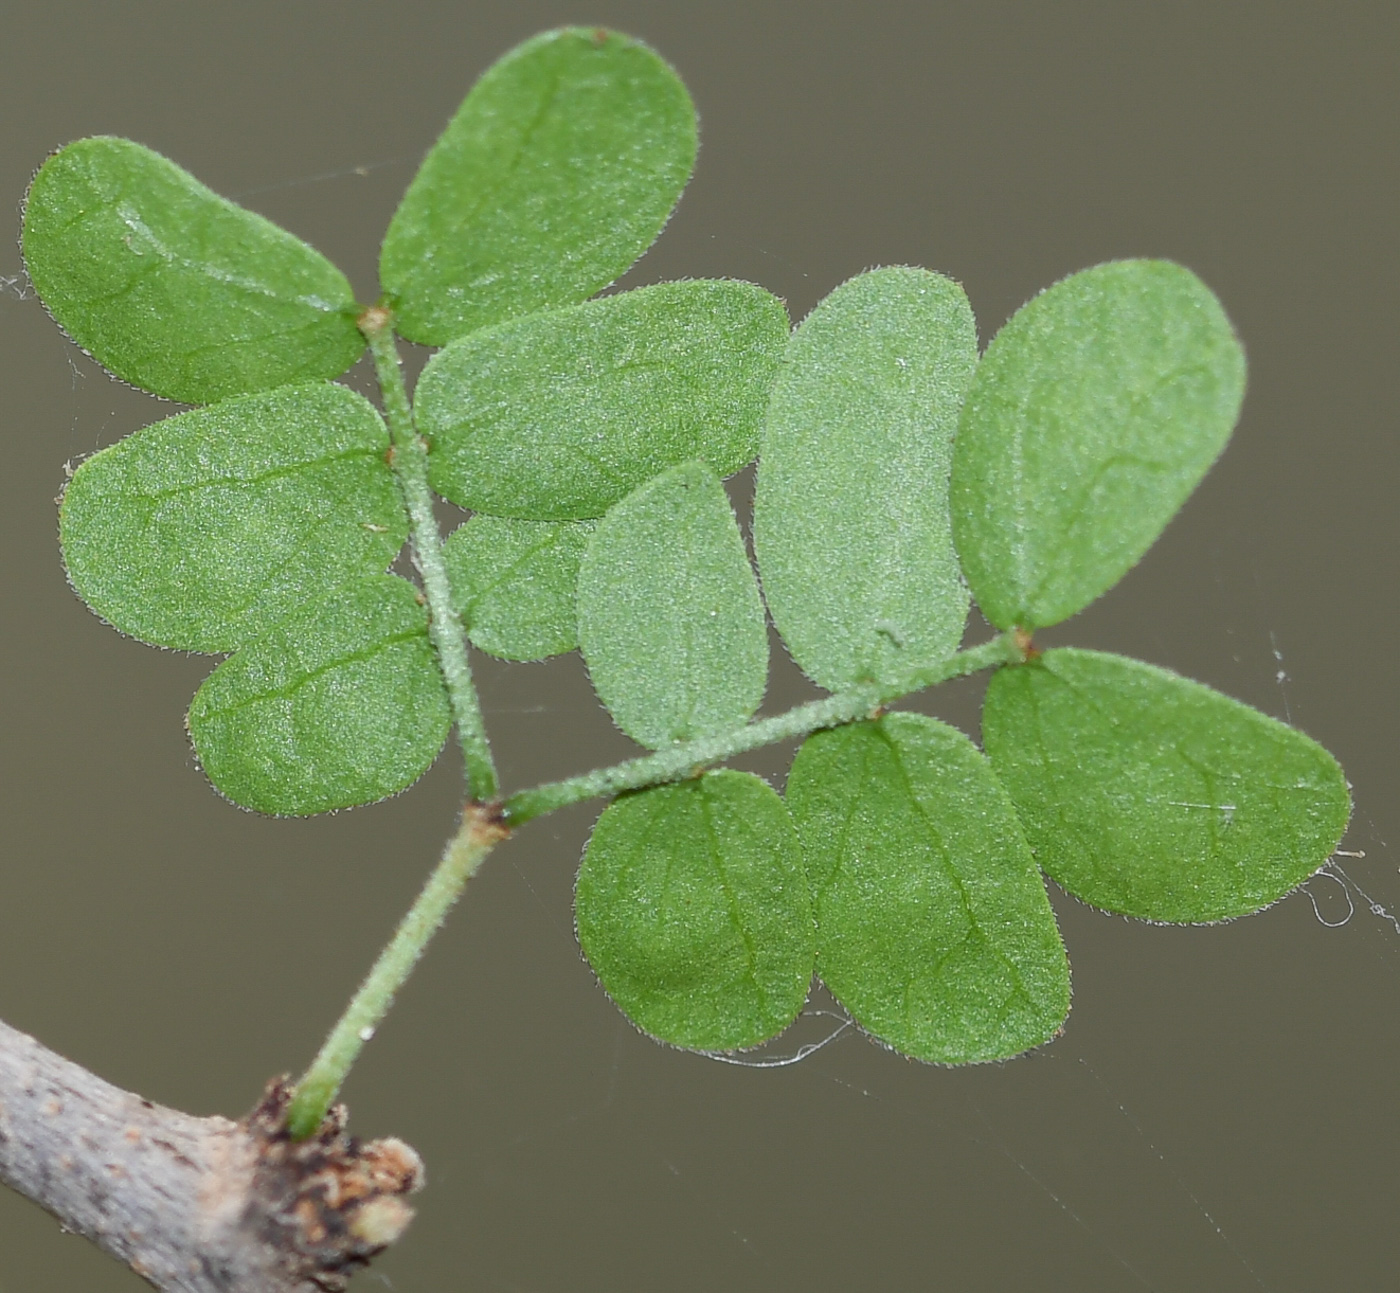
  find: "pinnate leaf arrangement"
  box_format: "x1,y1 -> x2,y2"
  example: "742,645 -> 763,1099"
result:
24,27 -> 1349,1118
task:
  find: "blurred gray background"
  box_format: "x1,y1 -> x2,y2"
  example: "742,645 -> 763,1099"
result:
1,2 -> 1395,1289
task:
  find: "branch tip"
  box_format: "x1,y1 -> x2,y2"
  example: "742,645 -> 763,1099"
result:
238,1078 -> 424,1292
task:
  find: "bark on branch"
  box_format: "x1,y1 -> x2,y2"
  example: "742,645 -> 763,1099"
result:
0,1017 -> 422,1291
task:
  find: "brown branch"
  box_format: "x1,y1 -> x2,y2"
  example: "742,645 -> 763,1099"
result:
0,1017 -> 422,1291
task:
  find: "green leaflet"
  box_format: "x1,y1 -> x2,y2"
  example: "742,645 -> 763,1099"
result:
577,463 -> 768,748
754,268 -> 976,692
380,27 -> 696,346
443,515 -> 596,661
416,280 -> 788,519
951,260 -> 1245,630
576,770 -> 814,1051
188,575 -> 450,816
60,384 -> 406,654
983,649 -> 1351,921
785,714 -> 1070,1063
23,137 -> 363,404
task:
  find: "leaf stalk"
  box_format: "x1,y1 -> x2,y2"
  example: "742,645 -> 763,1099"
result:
503,630 -> 1026,825
286,802 -> 510,1138
360,305 -> 499,802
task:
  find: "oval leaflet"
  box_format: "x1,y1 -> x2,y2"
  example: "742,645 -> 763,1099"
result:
417,280 -> 788,519
381,27 -> 697,346
23,137 -> 364,404
188,575 -> 451,816
61,384 -> 406,654
983,649 -> 1351,921
951,259 -> 1245,630
576,770 -> 814,1052
785,714 -> 1070,1063
755,267 -> 976,692
577,462 -> 768,748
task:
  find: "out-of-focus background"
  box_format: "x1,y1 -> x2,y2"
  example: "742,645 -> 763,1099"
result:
1,3 -> 1395,1289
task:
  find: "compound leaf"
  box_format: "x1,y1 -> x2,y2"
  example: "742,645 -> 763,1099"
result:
578,462 -> 767,748
982,649 -> 1350,922
443,515 -> 595,661
576,770 -> 814,1051
417,280 -> 788,518
785,713 -> 1070,1063
188,575 -> 450,816
61,384 -> 406,654
381,27 -> 697,346
951,260 -> 1245,630
754,268 -> 976,692
23,137 -> 363,404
